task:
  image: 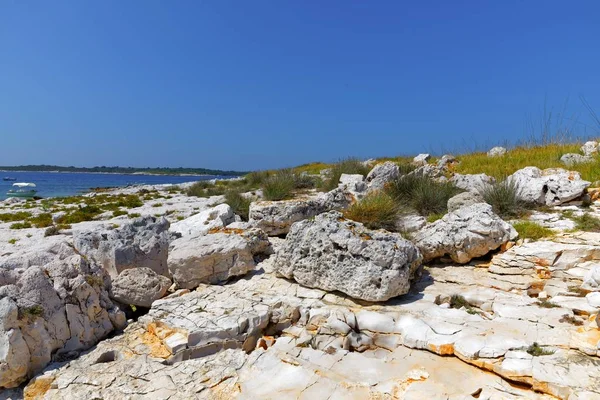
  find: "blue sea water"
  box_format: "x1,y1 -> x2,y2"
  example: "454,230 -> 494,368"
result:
0,171 -> 223,200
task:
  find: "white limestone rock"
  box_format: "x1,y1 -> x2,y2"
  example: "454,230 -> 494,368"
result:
110,267 -> 172,308
581,141 -> 599,157
274,211 -> 422,302
365,161 -> 400,191
73,216 -> 170,278
560,153 -> 593,166
450,173 -> 495,193
508,167 -> 590,206
168,228 -> 272,289
338,174 -> 367,199
412,153 -> 431,166
582,266 -> 600,291
396,214 -> 427,233
248,188 -> 352,236
487,146 -> 507,157
169,204 -> 235,237
413,203 -> 517,263
447,191 -> 485,213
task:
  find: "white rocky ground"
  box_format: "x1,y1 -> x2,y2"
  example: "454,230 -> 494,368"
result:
2,163 -> 600,399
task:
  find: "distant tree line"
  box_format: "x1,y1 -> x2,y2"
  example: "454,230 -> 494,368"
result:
0,165 -> 247,176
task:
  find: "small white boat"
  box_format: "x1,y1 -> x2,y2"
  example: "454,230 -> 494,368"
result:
7,183 -> 37,198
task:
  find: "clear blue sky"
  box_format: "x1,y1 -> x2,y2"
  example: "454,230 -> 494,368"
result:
1,1 -> 599,171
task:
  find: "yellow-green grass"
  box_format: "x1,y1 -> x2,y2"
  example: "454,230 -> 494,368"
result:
455,143 -> 600,182
512,221 -> 554,240
343,191 -> 399,231
292,162 -> 332,175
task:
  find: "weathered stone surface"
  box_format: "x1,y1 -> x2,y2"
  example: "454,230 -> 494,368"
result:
169,204 -> 235,238
168,228 -> 272,289
73,216 -> 170,278
413,203 -> 517,263
338,174 -> 367,199
581,141 -> 599,157
396,214 -> 426,233
447,191 -> 485,212
436,154 -> 457,169
365,161 -> 399,191
412,153 -> 431,165
274,211 -> 422,301
0,242 -> 125,388
248,188 -> 352,235
508,167 -> 590,205
487,146 -> 507,157
450,173 -> 495,193
110,267 -> 171,308
560,153 -> 593,166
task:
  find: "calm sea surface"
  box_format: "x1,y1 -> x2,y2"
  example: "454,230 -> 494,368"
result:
0,171 -> 224,200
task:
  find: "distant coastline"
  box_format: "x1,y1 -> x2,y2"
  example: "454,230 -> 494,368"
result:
0,165 -> 247,177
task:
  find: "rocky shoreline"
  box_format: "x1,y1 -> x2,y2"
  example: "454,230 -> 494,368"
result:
2,149 -> 600,399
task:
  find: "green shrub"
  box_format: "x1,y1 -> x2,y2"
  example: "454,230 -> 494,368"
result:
573,213 -> 600,232
8,238 -> 18,245
57,205 -> 102,224
186,181 -> 216,197
112,210 -> 128,217
30,213 -> 53,228
262,170 -> 296,201
512,221 -> 554,240
114,194 -> 143,208
322,158 -> 371,191
426,213 -> 444,223
536,299 -> 560,308
293,173 -> 319,189
0,211 -> 32,223
481,180 -> 530,219
244,171 -> 271,187
386,173 -> 461,217
343,191 -> 399,231
152,203 -> 163,208
44,226 -> 60,237
525,342 -> 554,357
10,221 -> 32,229
397,162 -> 416,175
129,213 -> 141,218
20,305 -> 44,319
224,190 -> 252,221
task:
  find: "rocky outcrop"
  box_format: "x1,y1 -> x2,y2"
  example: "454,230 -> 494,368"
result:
73,216 -> 170,278
450,173 -> 495,193
487,146 -> 507,157
412,153 -> 430,165
248,188 -> 352,236
169,204 -> 235,238
508,167 -> 590,205
581,141 -> 599,157
110,268 -> 171,308
396,214 -> 426,233
365,161 -> 399,191
0,242 -> 125,388
338,174 -> 367,199
560,153 -> 593,166
274,211 -> 422,301
168,228 -> 272,289
447,191 -> 485,212
436,154 -> 458,169
413,203 -> 517,263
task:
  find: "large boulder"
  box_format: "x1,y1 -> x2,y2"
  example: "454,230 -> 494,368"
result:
110,268 -> 171,308
450,173 -> 495,193
73,216 -> 170,278
169,204 -> 235,238
168,228 -> 272,289
273,211 -> 422,302
487,146 -> 507,157
412,203 -> 517,264
508,167 -> 590,206
447,191 -> 485,212
365,161 -> 399,191
248,188 -> 352,236
581,141 -> 599,157
0,242 -> 125,388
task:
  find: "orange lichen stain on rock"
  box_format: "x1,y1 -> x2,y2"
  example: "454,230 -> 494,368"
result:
535,267 -> 552,279
142,322 -> 187,358
389,369 -> 429,398
360,233 -> 372,241
208,227 -> 245,235
535,258 -> 551,267
24,376 -> 55,400
574,326 -> 600,347
529,281 -> 546,291
500,241 -> 515,252
427,342 -> 455,355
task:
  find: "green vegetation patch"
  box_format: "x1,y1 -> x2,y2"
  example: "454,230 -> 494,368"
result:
481,181 -> 532,219
10,221 -> 32,229
343,191 -> 399,231
525,342 -> 555,357
572,213 -> 600,232
20,305 -> 44,319
512,221 -> 554,240
29,213 -> 53,228
386,173 -> 461,217
321,158 -> 371,192
224,190 -> 252,221
0,211 -> 32,223
262,170 -> 297,201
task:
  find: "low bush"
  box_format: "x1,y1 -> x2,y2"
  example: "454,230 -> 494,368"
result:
10,221 -> 32,229
572,213 -> 600,232
29,213 -> 53,228
512,221 -> 554,240
56,205 -> 103,224
526,342 -> 555,357
262,170 -> 296,201
481,180 -> 530,219
112,210 -> 128,217
322,158 -> 371,191
44,226 -> 60,237
244,170 -> 271,187
386,173 -> 461,217
343,191 -> 399,231
20,305 -> 44,319
0,211 -> 32,223
224,190 -> 252,221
